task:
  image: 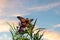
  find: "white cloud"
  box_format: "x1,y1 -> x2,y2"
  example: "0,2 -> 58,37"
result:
0,34 -> 12,40
53,24 -> 60,27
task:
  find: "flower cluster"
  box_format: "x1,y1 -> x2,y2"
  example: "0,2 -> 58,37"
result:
8,16 -> 45,40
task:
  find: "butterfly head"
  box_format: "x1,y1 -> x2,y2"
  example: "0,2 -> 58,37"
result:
17,16 -> 22,20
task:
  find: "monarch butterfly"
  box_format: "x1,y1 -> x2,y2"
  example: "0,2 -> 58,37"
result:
17,16 -> 33,27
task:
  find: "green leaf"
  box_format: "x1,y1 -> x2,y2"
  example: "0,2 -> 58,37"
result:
39,32 -> 45,40
33,30 -> 40,40
33,18 -> 37,28
7,22 -> 15,32
9,29 -> 14,40
33,28 -> 45,33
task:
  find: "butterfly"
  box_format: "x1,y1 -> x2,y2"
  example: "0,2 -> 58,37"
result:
17,16 -> 33,27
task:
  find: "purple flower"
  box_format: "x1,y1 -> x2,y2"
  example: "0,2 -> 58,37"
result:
18,29 -> 23,33
18,22 -> 21,26
18,25 -> 25,33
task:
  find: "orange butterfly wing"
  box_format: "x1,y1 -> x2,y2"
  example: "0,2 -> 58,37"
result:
17,16 -> 27,27
17,16 -> 33,27
28,19 -> 33,23
17,16 -> 26,22
25,19 -> 33,27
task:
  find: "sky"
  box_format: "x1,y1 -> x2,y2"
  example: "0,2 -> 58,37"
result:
0,0 -> 60,40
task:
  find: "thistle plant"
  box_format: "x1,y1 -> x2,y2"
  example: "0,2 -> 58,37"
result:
8,16 -> 45,40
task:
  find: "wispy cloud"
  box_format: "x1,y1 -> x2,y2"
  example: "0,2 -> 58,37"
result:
0,13 -> 30,17
28,2 -> 60,11
53,24 -> 60,27
0,0 -> 60,17
52,9 -> 60,14
11,13 -> 30,17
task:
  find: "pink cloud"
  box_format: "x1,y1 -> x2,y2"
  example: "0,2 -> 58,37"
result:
44,31 -> 60,40
0,19 -> 18,32
0,0 -> 8,16
0,0 -> 7,8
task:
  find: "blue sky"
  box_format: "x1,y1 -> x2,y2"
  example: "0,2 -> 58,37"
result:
0,0 -> 60,40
